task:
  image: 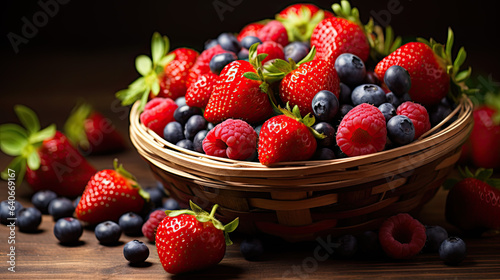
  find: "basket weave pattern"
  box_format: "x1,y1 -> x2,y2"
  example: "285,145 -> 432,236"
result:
130,97 -> 473,242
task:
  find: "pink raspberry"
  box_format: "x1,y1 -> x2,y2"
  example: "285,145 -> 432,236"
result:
257,41 -> 285,64
142,209 -> 167,243
396,101 -> 431,139
257,20 -> 289,47
202,119 -> 257,160
336,103 -> 387,157
139,97 -> 178,136
185,72 -> 218,109
379,213 -> 427,259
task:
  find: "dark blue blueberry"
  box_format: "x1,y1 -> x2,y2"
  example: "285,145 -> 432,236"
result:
163,198 -> 180,210
207,122 -> 215,131
335,234 -> 358,258
240,36 -> 262,49
238,48 -> 249,60
174,105 -> 202,126
184,115 -> 208,140
31,190 -> 57,214
175,96 -> 187,107
339,83 -> 352,105
400,92 -> 412,103
193,130 -> 208,153
95,221 -> 122,245
424,225 -> 448,253
119,212 -> 144,237
217,32 -> 241,53
333,144 -> 348,159
53,217 -> 83,244
378,103 -> 396,122
73,196 -> 81,208
204,39 -> 219,50
48,197 -> 75,221
385,92 -> 402,108
439,237 -> 466,265
384,65 -> 411,96
387,115 -> 415,146
429,103 -> 453,127
338,104 -> 354,120
312,90 -> 339,122
351,84 -> 387,107
334,53 -> 366,87
312,148 -> 336,160
176,139 -> 194,151
17,207 -> 42,232
1,200 -> 23,225
124,240 -> 150,264
240,237 -> 264,261
144,187 -> 164,208
284,42 -> 310,63
312,122 -> 336,147
363,71 -> 381,86
163,121 -> 185,144
210,52 -> 238,75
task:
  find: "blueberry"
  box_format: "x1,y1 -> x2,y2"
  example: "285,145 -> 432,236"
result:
429,103 -> 453,127
334,53 -> 366,87
54,217 -> 83,244
240,237 -> 264,261
217,32 -> 241,53
312,90 -> 339,122
31,190 -> 57,214
339,83 -> 352,105
204,39 -> 219,50
363,71 -> 381,86
335,234 -> 358,258
240,36 -> 262,49
174,105 -> 202,126
207,122 -> 215,131
124,240 -> 150,264
118,212 -> 144,236
385,92 -> 402,108
184,115 -> 208,140
284,42 -> 310,63
163,121 -> 185,144
163,198 -> 180,210
312,122 -> 336,147
210,52 -> 238,75
73,196 -> 81,208
312,147 -> 336,160
384,65 -> 411,96
238,48 -> 249,60
387,115 -> 415,146
95,221 -> 122,245
439,237 -> 466,265
425,225 -> 448,253
351,84 -> 387,107
338,104 -> 353,120
176,139 -> 194,151
175,96 -> 187,107
48,197 -> 75,221
144,187 -> 164,208
17,207 -> 42,232
378,103 -> 396,122
0,200 -> 23,225
193,130 -> 208,153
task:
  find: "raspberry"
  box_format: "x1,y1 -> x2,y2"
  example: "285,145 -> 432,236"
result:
186,45 -> 230,88
396,101 -> 431,139
378,213 -> 426,259
185,72 -> 218,109
336,103 -> 387,157
142,210 -> 167,243
257,41 -> 285,64
140,97 -> 178,136
257,20 -> 289,47
237,22 -> 265,41
202,119 -> 257,160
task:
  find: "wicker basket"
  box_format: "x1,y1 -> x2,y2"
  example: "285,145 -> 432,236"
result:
130,96 -> 473,242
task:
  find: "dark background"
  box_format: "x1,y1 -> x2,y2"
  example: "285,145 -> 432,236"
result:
0,0 -> 498,128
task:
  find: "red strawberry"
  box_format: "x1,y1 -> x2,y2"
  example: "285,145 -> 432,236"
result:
185,72 -> 218,109
445,167 -> 500,232
237,22 -> 265,41
64,102 -> 126,155
265,47 -> 340,116
0,105 -> 96,197
155,201 -> 239,274
469,103 -> 500,169
204,44 -> 273,124
276,3 -> 333,42
75,159 -> 149,225
257,20 -> 289,47
258,105 -> 320,165
156,48 -> 199,100
187,45 -> 231,89
310,1 -> 370,64
257,41 -> 285,64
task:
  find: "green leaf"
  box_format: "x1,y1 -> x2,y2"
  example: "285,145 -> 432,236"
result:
166,209 -> 194,217
0,124 -> 28,156
223,217 -> 239,233
14,105 -> 40,134
1,156 -> 26,187
445,27 -> 454,58
211,218 -> 225,231
129,77 -> 147,90
151,32 -> 165,65
138,87 -> 151,111
453,47 -> 467,71
270,59 -> 292,73
151,80 -> 160,95
224,232 -> 233,246
159,53 -> 176,68
243,72 -> 261,81
135,55 -> 153,76
29,124 -> 56,144
302,113 -> 316,127
297,46 -> 316,65
292,105 -> 302,119
196,215 -> 210,223
455,68 -> 471,83
26,150 -> 40,170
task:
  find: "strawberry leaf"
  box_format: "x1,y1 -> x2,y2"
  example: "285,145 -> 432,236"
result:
190,200 -> 208,216
151,32 -> 166,65
135,55 -> 153,76
1,156 -> 26,186
64,102 -> 92,149
223,218 -> 239,233
26,150 -> 40,170
243,72 -> 261,81
14,105 -> 40,135
297,46 -> 316,65
29,124 -> 56,144
0,124 -> 28,156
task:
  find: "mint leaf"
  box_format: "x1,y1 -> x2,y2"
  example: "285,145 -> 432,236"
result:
14,105 -> 40,135
135,55 -> 153,76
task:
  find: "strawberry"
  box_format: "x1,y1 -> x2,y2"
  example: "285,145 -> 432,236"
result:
258,104 -> 321,165
186,45 -> 230,89
156,201 -> 239,274
237,22 -> 266,41
156,48 -> 199,100
185,72 -> 218,109
276,3 -> 333,42
257,20 -> 289,47
310,0 -> 370,64
375,28 -> 472,106
204,44 -> 273,124
0,105 -> 96,197
445,167 -> 500,232
75,159 -> 149,225
64,102 -> 126,155
265,47 -> 340,116
257,41 -> 285,64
